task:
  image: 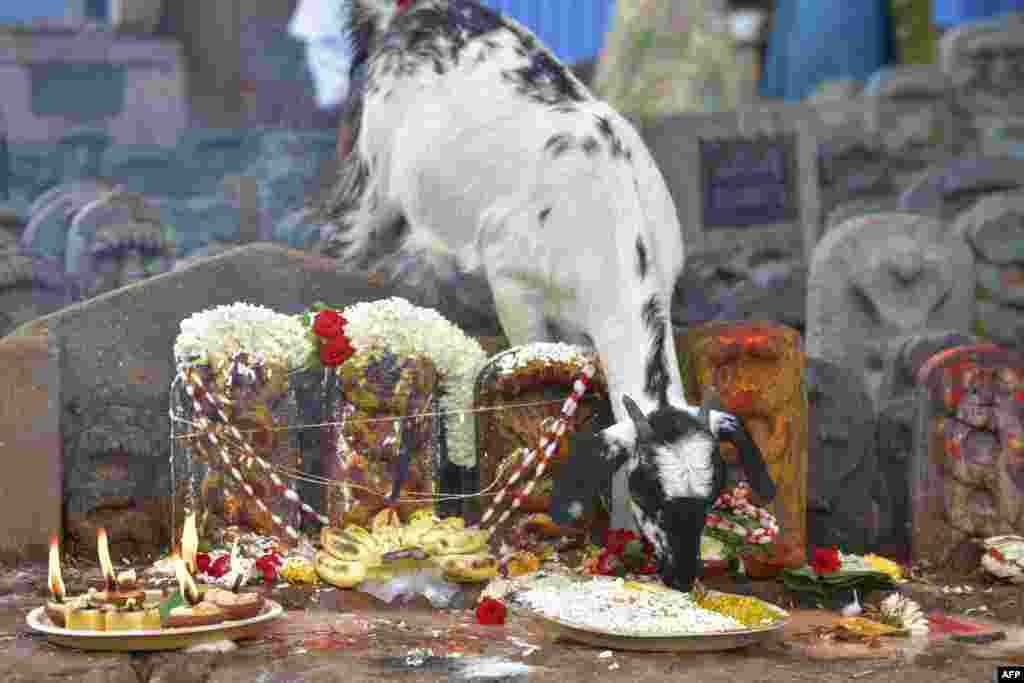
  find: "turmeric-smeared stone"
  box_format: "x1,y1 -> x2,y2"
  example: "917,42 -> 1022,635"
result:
682,322 -> 807,568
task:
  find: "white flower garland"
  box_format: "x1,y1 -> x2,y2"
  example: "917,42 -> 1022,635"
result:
173,302 -> 311,371
494,342 -> 591,375
340,297 -> 487,468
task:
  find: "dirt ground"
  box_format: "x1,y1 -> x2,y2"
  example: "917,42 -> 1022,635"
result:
0,559 -> 1021,683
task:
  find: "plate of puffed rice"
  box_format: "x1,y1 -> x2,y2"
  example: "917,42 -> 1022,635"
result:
506,574 -> 788,652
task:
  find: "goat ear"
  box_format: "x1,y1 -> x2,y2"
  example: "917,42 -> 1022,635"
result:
622,395 -> 654,442
549,433 -> 615,525
708,410 -> 777,503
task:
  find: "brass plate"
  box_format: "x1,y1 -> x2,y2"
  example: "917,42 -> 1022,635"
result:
26,600 -> 283,652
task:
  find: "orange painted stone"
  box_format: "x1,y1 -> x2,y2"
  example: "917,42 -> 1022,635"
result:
681,322 -> 808,568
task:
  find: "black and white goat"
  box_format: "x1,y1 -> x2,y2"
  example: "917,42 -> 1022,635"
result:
325,0 -> 776,591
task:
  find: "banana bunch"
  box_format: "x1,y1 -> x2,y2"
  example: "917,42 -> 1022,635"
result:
315,508 -> 499,588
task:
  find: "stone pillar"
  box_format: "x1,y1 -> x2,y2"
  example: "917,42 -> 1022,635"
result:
682,321 -> 808,570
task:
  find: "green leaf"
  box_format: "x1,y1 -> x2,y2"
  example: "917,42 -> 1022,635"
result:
159,591 -> 186,627
301,312 -> 312,327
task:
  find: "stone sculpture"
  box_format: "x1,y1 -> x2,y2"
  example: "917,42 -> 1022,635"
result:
874,330 -> 977,557
951,191 -> 1024,348
683,321 -> 808,569
911,344 -> 1024,570
806,212 -> 975,405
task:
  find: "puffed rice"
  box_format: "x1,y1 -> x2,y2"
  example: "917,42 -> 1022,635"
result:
511,575 -> 743,635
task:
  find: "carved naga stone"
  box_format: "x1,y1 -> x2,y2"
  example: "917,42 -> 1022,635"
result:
324,0 -> 767,555
911,344 -> 1024,570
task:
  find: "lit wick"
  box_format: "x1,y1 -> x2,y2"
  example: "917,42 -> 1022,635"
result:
181,510 -> 199,576
96,528 -> 117,593
171,553 -> 201,607
48,532 -> 65,604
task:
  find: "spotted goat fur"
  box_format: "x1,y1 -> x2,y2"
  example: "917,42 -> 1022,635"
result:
323,0 -> 776,591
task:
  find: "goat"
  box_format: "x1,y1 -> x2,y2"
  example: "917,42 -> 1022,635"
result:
551,395 -> 774,592
323,0 -> 776,589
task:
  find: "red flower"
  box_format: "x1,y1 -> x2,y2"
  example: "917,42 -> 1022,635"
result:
320,335 -> 355,367
195,552 -> 211,575
596,549 -> 626,577
313,309 -> 346,339
989,547 -> 1007,562
208,555 -> 230,579
475,597 -> 507,625
811,546 -> 841,575
605,528 -> 639,555
635,561 -> 659,575
254,551 -> 283,583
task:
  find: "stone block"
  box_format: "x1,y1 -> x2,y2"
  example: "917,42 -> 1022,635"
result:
805,357 -> 879,555
470,344 -> 612,534
683,321 -> 808,568
874,330 -> 977,557
898,157 -> 1024,222
910,343 -> 1024,570
5,243 -> 423,556
0,324 -> 61,561
806,212 -> 975,406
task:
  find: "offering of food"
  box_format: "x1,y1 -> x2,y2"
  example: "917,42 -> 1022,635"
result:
509,574 -> 786,637
315,508 -> 498,588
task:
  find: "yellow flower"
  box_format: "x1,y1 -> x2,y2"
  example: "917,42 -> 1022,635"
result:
863,554 -> 904,580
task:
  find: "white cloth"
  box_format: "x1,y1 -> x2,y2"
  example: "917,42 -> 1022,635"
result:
289,0 -> 354,109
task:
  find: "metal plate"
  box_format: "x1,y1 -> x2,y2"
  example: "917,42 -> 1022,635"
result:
26,600 -> 283,652
510,581 -> 788,653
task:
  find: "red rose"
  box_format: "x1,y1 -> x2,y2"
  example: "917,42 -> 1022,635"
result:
811,546 -> 842,575
254,551 -> 283,583
635,561 -> 659,575
475,597 -> 507,625
195,552 -> 211,575
320,335 -> 355,367
208,555 -> 230,578
605,528 -> 639,555
313,309 -> 346,338
596,549 -> 626,577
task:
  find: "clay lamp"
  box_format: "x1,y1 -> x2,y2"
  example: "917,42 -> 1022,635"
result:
91,528 -> 145,607
45,532 -> 88,628
165,553 -> 225,628
203,540 -> 265,621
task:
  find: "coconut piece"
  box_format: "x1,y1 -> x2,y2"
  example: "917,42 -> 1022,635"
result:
208,590 -> 265,621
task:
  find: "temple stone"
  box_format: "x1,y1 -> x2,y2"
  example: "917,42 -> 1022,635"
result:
20,180 -> 112,261
899,157 -> 1024,222
939,15 -> 1024,151
684,321 -> 808,569
806,212 -> 975,405
951,191 -> 1024,348
2,243 -> 422,557
0,326 -> 62,561
0,251 -> 69,337
805,357 -> 880,555
64,188 -> 171,300
470,345 -> 612,536
910,343 -> 1024,570
874,330 -> 977,559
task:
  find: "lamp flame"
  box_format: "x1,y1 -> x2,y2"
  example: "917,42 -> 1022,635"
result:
181,510 -> 199,575
48,532 -> 65,603
171,552 -> 201,607
95,528 -> 116,592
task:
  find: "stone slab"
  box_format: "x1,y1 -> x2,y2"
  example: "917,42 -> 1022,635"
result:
0,324 -> 61,562
3,243 -> 426,556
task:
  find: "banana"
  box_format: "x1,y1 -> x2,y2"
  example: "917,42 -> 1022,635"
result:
315,550 -> 368,588
371,507 -> 403,531
440,553 -> 500,583
420,526 -> 489,556
321,527 -> 382,567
